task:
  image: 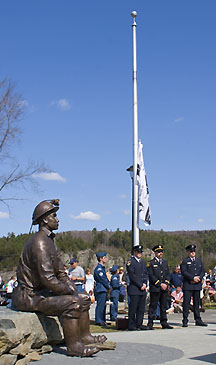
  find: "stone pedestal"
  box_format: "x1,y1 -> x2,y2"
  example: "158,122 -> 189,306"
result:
0,307 -> 64,364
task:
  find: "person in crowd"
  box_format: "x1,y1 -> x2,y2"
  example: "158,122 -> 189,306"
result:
119,267 -> 124,283
125,270 -> 130,308
170,265 -> 183,290
180,244 -> 207,327
94,252 -> 111,326
68,258 -> 85,293
200,279 -> 206,311
6,275 -> 17,299
12,199 -> 105,357
109,265 -> 122,321
0,275 -> 4,289
166,286 -> 183,314
85,268 -> 94,294
146,244 -> 173,330
126,245 -> 148,331
106,268 -> 112,282
206,269 -> 215,288
204,279 -> 216,302
88,290 -> 95,304
155,302 -> 161,320
118,267 -> 126,302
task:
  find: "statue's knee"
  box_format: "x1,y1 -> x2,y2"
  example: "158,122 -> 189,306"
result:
62,301 -> 82,319
78,293 -> 91,310
72,304 -> 82,319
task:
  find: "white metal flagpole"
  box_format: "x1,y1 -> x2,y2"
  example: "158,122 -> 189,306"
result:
131,11 -> 139,247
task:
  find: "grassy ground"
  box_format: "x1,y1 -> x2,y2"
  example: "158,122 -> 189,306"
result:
204,303 -> 216,310
90,321 -> 119,333
90,303 -> 216,333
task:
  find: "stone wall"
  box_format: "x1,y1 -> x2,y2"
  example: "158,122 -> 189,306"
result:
0,307 -> 64,365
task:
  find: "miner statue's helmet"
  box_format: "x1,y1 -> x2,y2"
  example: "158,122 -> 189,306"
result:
32,199 -> 60,225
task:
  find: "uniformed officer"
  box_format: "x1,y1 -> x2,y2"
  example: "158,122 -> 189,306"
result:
180,244 -> 207,327
94,252 -> 111,326
126,245 -> 148,331
146,244 -> 173,330
110,265 -> 122,321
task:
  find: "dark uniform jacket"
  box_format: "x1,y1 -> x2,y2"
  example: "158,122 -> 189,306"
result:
180,257 -> 205,291
110,273 -> 122,299
126,256 -> 148,296
94,263 -> 110,294
13,227 -> 77,311
147,257 -> 170,292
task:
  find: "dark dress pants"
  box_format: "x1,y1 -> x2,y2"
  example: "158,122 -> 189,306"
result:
148,290 -> 168,326
128,292 -> 146,329
95,291 -> 107,324
110,296 -> 118,321
183,290 -> 201,323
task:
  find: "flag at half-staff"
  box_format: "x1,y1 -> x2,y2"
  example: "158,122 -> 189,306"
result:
137,140 -> 151,226
127,140 -> 151,228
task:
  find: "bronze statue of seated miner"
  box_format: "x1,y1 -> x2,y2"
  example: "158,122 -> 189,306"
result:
12,199 -> 106,357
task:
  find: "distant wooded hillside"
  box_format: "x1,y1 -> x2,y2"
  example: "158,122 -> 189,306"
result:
0,228 -> 216,272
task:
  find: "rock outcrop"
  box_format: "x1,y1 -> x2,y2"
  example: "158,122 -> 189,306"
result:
0,307 -> 63,364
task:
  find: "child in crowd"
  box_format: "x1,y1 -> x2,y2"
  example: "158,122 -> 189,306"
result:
110,265 -> 122,321
166,286 -> 183,314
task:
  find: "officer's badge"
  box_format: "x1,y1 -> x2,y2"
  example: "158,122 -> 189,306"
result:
146,261 -> 150,268
127,261 -> 131,266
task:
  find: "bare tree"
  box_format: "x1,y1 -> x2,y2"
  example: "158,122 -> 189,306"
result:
0,78 -> 48,207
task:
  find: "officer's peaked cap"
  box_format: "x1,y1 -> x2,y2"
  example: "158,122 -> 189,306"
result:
152,244 -> 164,252
186,244 -> 196,252
132,245 -> 143,253
96,251 -> 107,258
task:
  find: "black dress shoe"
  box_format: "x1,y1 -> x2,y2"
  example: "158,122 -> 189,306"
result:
146,325 -> 154,330
128,327 -> 137,331
95,322 -> 106,326
182,322 -> 188,327
161,323 -> 173,329
137,325 -> 147,331
195,321 -> 208,327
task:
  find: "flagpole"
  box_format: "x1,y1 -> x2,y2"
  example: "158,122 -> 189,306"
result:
131,11 -> 139,247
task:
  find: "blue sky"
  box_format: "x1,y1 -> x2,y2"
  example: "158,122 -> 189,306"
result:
0,0 -> 216,237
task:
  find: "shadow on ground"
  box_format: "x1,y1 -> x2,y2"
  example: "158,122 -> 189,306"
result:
190,353 -> 216,364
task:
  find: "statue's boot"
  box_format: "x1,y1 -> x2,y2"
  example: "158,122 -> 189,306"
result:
79,310 -> 107,344
62,318 -> 100,357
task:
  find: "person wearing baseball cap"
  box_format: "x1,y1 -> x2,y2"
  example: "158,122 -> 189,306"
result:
68,258 -> 85,293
